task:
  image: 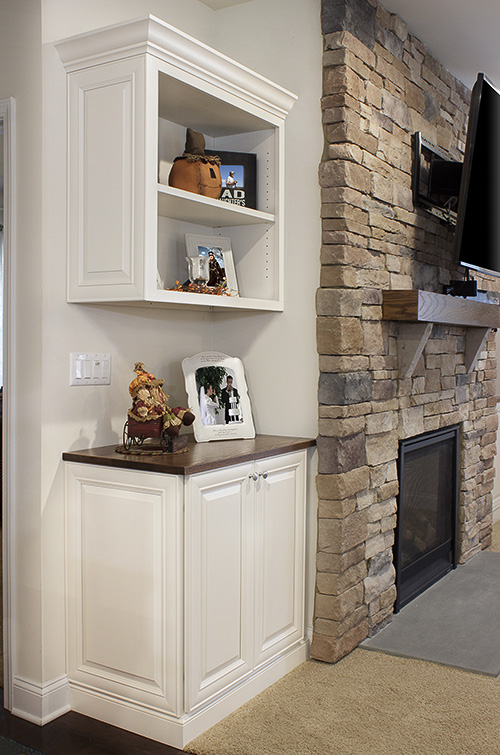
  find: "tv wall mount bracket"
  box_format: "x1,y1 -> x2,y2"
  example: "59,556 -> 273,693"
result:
412,132 -> 462,226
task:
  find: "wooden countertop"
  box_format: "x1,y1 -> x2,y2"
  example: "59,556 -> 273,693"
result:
62,434 -> 316,476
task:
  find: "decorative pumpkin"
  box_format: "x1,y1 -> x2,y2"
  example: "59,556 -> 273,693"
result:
168,128 -> 222,199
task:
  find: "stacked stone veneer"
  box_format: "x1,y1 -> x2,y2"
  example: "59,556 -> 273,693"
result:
311,0 -> 500,663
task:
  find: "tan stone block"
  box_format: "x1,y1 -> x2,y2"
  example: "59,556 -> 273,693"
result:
316,543 -> 365,574
325,30 -> 376,69
363,321 -> 387,356
316,288 -> 363,317
323,65 -> 363,99
314,604 -> 368,639
319,264 -> 358,288
318,416 -> 366,438
319,159 -> 371,193
365,411 -> 395,435
371,172 -> 393,203
319,402 -> 372,419
371,398 -> 399,412
318,497 -> 357,519
356,268 -> 391,288
319,355 -> 370,372
365,530 -> 394,559
317,316 -> 364,355
379,584 -> 397,610
314,582 -> 364,622
316,466 -> 370,500
399,406 -> 424,438
310,619 -> 369,663
326,142 -> 364,163
376,482 -> 399,502
367,499 -> 397,523
323,218 -> 370,239
317,509 -> 368,553
316,561 -> 368,596
364,563 -> 396,604
365,431 -> 398,466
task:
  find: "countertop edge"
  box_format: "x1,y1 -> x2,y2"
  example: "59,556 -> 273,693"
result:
62,434 -> 317,476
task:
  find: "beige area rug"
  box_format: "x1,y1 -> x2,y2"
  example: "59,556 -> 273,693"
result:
186,521 -> 500,755
185,649 -> 500,755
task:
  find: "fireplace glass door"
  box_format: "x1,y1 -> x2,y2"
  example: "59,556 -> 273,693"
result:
394,425 -> 459,611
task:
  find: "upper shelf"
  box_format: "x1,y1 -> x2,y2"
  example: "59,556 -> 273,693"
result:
382,290 -> 500,329
157,185 -> 275,226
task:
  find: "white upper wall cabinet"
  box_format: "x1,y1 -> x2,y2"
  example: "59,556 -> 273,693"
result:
55,15 -> 297,311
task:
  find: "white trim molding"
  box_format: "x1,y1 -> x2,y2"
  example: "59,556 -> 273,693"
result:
11,674 -> 71,725
0,96 -> 16,712
55,15 -> 297,120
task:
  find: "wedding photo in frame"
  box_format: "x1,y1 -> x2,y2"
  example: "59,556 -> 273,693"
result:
185,234 -> 239,296
182,352 -> 255,442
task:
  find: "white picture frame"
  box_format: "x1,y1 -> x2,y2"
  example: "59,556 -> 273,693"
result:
185,234 -> 239,296
182,352 -> 255,442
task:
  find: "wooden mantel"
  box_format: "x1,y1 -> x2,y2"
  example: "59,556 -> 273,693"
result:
382,290 -> 500,377
382,289 -> 500,328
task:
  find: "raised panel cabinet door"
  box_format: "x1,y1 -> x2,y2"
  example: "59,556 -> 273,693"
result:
65,464 -> 183,716
184,463 -> 254,713
67,57 -> 146,301
253,451 -> 306,667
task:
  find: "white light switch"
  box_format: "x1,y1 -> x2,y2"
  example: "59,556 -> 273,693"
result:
70,353 -> 111,386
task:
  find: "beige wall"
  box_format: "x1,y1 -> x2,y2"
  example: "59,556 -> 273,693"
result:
0,0 -> 323,709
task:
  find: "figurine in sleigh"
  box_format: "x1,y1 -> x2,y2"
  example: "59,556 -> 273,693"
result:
122,363 -> 194,452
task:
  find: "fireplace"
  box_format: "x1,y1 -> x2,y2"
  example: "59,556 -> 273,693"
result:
311,0 -> 499,666
394,426 -> 459,612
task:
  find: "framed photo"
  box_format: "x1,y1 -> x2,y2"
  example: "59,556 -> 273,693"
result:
182,352 -> 255,442
205,150 -> 257,209
185,234 -> 239,295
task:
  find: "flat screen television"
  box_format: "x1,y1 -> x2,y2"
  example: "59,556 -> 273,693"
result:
454,73 -> 500,278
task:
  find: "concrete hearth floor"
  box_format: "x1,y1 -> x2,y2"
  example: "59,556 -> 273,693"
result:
361,524 -> 500,676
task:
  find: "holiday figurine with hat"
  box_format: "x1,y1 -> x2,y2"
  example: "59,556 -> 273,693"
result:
124,363 -> 195,449
168,128 -> 222,198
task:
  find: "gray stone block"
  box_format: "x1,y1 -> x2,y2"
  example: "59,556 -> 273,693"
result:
319,371 -> 373,405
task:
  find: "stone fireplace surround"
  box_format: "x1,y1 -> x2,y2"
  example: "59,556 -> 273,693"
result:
312,0 -> 500,663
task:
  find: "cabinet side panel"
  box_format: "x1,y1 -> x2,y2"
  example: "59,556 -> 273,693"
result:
82,80 -> 134,280
67,59 -> 146,300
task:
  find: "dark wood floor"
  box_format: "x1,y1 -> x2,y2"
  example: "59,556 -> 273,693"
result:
0,689 -> 185,755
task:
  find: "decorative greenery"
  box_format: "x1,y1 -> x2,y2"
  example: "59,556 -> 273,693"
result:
195,366 -> 228,402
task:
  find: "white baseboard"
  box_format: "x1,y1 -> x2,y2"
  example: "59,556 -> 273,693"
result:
70,641 -> 309,749
11,674 -> 71,725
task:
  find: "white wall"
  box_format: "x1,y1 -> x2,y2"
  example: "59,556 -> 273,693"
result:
1,0 -> 322,713
0,0 -> 44,698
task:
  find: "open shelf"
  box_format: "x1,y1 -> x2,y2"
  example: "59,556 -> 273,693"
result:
56,15 -> 296,311
157,185 -> 275,226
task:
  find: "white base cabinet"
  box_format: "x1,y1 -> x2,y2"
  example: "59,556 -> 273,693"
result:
65,448 -> 308,748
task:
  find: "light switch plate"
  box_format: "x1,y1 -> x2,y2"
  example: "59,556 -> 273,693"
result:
70,352 -> 111,386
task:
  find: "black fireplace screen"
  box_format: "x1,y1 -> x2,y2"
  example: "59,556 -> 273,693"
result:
394,425 -> 459,612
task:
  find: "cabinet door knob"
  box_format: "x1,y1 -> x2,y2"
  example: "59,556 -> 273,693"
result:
260,471 -> 268,480
249,472 -> 259,481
